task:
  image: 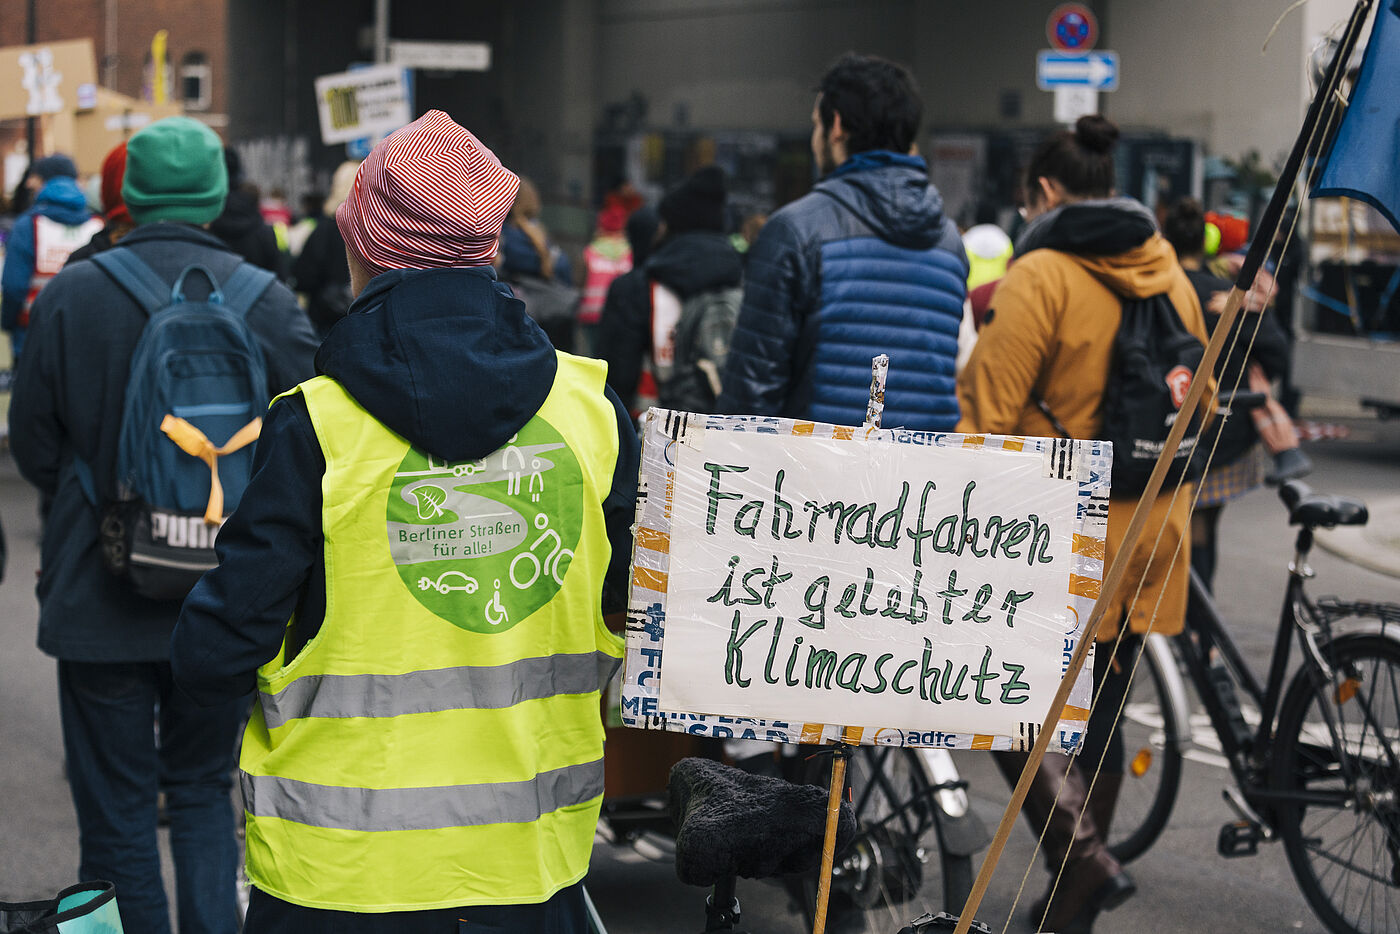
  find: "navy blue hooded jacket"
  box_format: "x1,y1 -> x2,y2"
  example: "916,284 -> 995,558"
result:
717,152 -> 968,429
8,222 -> 318,663
172,267 -> 638,706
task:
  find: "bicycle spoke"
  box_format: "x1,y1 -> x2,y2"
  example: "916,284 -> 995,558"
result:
851,747 -> 891,818
1277,634 -> 1400,934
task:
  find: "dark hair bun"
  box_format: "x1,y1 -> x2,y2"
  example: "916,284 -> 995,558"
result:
1167,197 -> 1205,227
1075,114 -> 1119,155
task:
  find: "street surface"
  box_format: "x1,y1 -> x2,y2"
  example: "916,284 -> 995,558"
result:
1,409 -> 1397,933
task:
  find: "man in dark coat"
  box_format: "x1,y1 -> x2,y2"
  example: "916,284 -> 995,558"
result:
8,116 -> 317,934
210,147 -> 287,279
599,169 -> 743,413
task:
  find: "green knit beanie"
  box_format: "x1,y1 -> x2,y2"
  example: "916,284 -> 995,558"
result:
123,116 -> 229,225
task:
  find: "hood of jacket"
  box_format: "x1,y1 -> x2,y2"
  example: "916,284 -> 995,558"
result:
644,230 -> 743,298
315,266 -> 558,462
812,152 -> 947,250
1015,197 -> 1177,299
33,177 -> 94,225
209,187 -> 264,239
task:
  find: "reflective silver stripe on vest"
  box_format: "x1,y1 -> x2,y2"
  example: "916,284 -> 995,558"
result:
240,757 -> 604,832
260,651 -> 620,729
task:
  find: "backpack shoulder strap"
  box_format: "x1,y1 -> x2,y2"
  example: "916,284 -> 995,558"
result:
90,248 -> 171,316
217,263 -> 277,318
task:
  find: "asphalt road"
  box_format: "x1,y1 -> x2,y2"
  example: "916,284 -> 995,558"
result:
1,414 -> 1397,933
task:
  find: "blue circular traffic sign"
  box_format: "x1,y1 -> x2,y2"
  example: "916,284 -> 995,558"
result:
1048,3 -> 1098,52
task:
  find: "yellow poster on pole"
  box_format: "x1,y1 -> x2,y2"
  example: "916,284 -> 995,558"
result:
150,30 -> 169,104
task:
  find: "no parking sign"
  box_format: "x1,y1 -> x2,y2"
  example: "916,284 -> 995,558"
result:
1047,3 -> 1099,52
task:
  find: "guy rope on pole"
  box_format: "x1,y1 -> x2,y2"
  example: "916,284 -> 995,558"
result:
949,3 -> 1376,932
810,353 -> 890,934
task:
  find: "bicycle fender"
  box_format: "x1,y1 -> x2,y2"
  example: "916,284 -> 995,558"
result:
917,750 -> 991,856
912,750 -> 991,856
1323,614 -> 1400,644
1147,633 -> 1193,754
930,801 -> 991,857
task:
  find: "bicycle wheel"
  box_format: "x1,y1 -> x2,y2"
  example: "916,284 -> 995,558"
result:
798,746 -> 973,924
1107,636 -> 1186,864
1272,633 -> 1400,934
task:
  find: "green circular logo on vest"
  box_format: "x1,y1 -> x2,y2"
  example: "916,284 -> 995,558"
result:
387,419 -> 584,633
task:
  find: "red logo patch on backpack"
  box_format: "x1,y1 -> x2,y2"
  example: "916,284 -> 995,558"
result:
1165,364 -> 1193,409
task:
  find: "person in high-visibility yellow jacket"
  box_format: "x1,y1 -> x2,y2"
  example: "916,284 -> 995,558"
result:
172,110 -> 638,934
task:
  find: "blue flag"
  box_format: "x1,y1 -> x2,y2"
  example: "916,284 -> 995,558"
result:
1313,0 -> 1400,233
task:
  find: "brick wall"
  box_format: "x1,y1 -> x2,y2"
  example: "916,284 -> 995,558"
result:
1,0 -> 228,125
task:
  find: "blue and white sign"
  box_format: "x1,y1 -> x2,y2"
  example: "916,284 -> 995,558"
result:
1036,51 -> 1119,92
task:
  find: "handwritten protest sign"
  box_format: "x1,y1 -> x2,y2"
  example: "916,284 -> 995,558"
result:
621,411 -> 1112,753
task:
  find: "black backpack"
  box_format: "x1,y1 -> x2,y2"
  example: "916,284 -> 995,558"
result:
654,284 -> 743,414
1040,293 -> 1205,494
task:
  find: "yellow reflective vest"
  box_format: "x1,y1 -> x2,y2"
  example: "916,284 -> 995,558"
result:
240,352 -> 624,911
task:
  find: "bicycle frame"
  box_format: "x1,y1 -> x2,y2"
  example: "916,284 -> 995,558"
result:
1174,526 -> 1377,821
1177,561 -> 1281,791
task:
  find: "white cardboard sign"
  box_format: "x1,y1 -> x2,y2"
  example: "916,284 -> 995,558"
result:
621,411 -> 1112,753
314,64 -> 411,145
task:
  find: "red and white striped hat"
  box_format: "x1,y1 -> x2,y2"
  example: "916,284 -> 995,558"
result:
336,110 -> 520,278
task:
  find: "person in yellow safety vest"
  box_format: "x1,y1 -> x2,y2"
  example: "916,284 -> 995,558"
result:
171,110 -> 639,934
961,222 -> 1013,291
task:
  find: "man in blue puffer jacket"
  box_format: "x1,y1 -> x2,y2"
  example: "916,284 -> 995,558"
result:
718,53 -> 968,430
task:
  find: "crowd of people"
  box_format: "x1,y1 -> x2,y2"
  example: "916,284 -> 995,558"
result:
0,48 -> 1306,934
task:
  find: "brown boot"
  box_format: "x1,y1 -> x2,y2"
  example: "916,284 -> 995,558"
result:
994,752 -> 1135,933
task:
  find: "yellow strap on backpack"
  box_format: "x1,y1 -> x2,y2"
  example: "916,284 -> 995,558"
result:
159,415 -> 262,524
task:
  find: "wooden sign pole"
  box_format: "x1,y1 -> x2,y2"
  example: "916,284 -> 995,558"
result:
811,354 -> 889,934
811,743 -> 850,934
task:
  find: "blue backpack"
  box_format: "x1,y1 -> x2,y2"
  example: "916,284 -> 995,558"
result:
86,248 -> 274,600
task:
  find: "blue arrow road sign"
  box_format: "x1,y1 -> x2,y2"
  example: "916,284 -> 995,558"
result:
1036,51 -> 1119,91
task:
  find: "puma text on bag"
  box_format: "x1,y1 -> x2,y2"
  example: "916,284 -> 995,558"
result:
85,248 -> 274,600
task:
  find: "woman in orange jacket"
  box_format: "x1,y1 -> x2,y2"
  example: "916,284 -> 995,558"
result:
957,114 -> 1210,933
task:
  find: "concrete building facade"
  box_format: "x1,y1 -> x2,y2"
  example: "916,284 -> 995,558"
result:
223,0 -> 1357,221
1,0 -> 1362,224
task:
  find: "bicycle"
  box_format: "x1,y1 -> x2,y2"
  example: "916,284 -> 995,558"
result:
667,756 -> 993,934
792,745 -> 987,928
1094,480 -> 1400,934
596,743 -> 988,931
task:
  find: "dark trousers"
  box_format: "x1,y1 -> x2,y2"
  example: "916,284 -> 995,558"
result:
58,660 -> 247,934
1078,632 -> 1142,777
244,882 -> 590,933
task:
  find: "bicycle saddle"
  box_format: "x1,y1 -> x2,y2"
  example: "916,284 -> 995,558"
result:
669,757 -> 855,887
1279,480 -> 1368,529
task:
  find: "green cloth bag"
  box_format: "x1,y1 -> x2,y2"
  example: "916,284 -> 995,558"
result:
1,882 -> 122,933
